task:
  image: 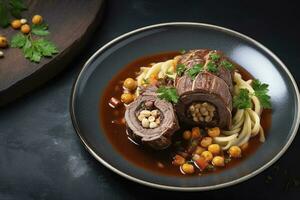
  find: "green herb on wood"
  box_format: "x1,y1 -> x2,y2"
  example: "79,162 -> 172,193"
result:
31,23 -> 50,36
11,34 -> 58,63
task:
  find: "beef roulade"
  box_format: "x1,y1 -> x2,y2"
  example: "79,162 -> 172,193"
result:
125,87 -> 179,150
175,49 -> 233,129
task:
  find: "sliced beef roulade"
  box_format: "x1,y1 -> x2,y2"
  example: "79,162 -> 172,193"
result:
178,49 -> 234,93
175,49 -> 234,129
125,87 -> 179,150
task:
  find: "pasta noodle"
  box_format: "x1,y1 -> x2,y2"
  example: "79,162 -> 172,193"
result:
213,72 -> 265,150
135,58 -> 177,96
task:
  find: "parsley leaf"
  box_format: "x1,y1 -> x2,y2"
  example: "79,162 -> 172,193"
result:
187,64 -> 203,80
34,38 -> 58,56
252,79 -> 271,108
233,88 -> 252,109
206,61 -> 218,73
10,34 -> 58,63
209,53 -> 220,61
180,49 -> 186,54
176,63 -> 186,76
32,23 -> 50,36
10,33 -> 27,48
156,86 -> 179,104
220,60 -> 234,70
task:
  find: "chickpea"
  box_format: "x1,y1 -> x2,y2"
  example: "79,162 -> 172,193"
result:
208,127 -> 220,137
20,18 -> 27,24
208,144 -> 221,155
182,130 -> 191,140
191,127 -> 201,139
194,146 -> 206,155
32,15 -> 43,25
11,19 -> 22,29
172,155 -> 185,166
121,93 -> 134,104
201,151 -> 213,162
212,156 -> 225,167
123,78 -> 137,91
181,163 -> 195,174
228,146 -> 242,158
0,36 -> 8,48
240,142 -> 249,151
200,137 -> 212,148
21,24 -> 31,34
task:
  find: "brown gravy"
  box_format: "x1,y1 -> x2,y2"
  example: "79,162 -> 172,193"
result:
99,51 -> 272,176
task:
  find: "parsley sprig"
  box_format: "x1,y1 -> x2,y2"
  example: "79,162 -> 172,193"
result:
209,53 -> 220,62
11,33 -> 58,63
186,64 -> 203,80
31,23 -> 50,36
252,79 -> 272,108
233,80 -> 271,109
220,60 -> 234,70
156,86 -> 179,104
233,89 -> 252,109
176,63 -> 186,76
0,0 -> 27,28
206,61 -> 218,73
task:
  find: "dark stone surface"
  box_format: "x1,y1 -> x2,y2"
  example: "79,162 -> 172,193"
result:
0,0 -> 299,199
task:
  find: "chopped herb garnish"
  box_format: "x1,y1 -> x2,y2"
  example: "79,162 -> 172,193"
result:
11,34 -> 58,63
176,63 -> 186,76
206,164 -> 215,171
186,64 -> 203,80
206,61 -> 218,73
209,53 -> 220,61
31,23 -> 50,36
233,88 -> 252,109
0,0 -> 27,28
220,60 -> 234,70
156,86 -> 179,104
252,79 -> 271,109
224,157 -> 231,164
142,78 -> 149,85
180,49 -> 186,54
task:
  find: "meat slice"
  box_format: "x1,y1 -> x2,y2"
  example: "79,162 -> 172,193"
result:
125,87 -> 179,150
178,49 -> 233,92
175,72 -> 232,129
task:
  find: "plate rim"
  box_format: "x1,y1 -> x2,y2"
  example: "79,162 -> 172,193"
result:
70,22 -> 300,191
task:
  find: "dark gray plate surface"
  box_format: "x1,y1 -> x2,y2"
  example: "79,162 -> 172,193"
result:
70,22 -> 300,191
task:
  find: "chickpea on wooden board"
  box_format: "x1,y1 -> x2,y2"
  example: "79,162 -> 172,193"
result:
21,24 -> 31,34
32,15 -> 43,25
0,36 -> 8,48
11,20 -> 22,29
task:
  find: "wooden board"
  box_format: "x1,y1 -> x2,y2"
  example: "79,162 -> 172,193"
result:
0,0 -> 105,106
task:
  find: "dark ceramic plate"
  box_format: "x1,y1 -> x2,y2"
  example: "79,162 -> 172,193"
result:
70,22 -> 300,191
